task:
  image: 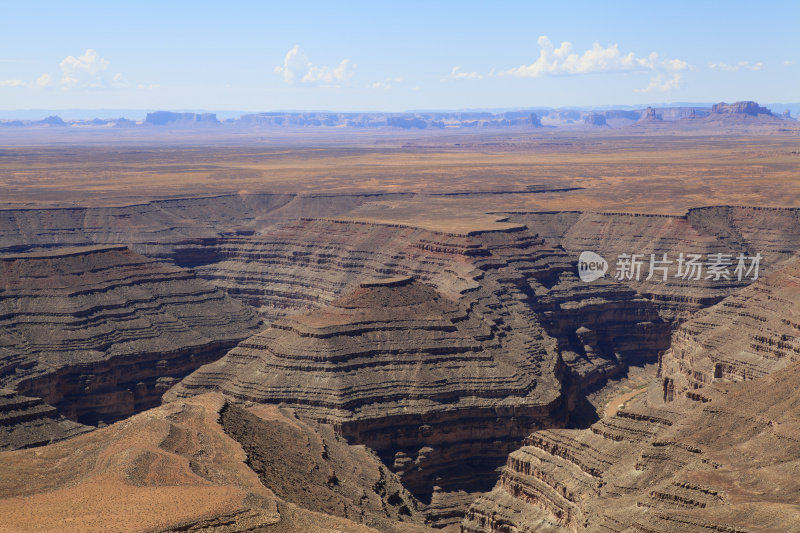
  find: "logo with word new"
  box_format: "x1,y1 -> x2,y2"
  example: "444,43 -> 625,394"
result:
578,251 -> 608,282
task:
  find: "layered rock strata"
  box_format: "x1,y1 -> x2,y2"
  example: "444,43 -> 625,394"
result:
659,255 -> 800,401
169,240 -> 670,527
170,277 -> 565,525
0,389 -> 91,451
464,365 -> 800,532
0,393 -> 433,532
0,246 -> 262,426
510,207 -> 800,321
463,255 -> 800,532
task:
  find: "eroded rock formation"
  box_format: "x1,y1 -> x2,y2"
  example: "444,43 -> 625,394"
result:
0,245 -> 262,427
0,392 -> 434,532
463,253 -> 800,532
509,207 -> 800,321
659,255 -> 800,401
464,358 -> 800,532
0,389 -> 91,451
169,225 -> 670,526
711,101 -> 773,117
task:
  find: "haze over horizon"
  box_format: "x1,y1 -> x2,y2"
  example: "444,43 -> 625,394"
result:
1,0 -> 797,113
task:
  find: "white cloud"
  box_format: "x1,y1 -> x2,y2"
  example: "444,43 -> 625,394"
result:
274,45 -> 355,86
636,73 -> 682,93
59,49 -> 112,87
370,76 -> 403,89
35,73 -> 53,87
708,61 -> 764,72
785,60 -> 794,66
0,49 -> 150,91
502,36 -> 687,78
445,66 -> 484,80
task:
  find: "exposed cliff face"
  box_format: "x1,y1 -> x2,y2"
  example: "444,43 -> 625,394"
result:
0,246 -> 262,426
168,223 -> 671,526
510,207 -> 800,321
659,255 -> 800,401
0,192 -> 386,255
168,276 -> 566,526
0,389 -> 91,451
0,392 -> 434,533
711,101 -> 773,117
171,218 -> 486,320
464,359 -> 800,532
463,252 -> 800,532
2,195 -> 798,328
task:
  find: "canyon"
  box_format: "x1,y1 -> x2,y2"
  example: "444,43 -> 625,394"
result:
1,126 -> 799,531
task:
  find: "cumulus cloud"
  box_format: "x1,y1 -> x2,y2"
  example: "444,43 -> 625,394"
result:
59,49 -> 118,88
635,73 -> 682,93
708,61 -> 764,71
446,66 -> 484,80
502,36 -> 686,77
0,49 -> 158,91
448,35 -> 687,93
370,76 -> 403,89
274,45 -> 355,86
35,73 -> 53,87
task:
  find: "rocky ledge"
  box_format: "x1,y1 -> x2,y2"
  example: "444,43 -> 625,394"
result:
0,245 -> 262,430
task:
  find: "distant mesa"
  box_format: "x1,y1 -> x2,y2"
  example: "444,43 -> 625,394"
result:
527,112 -> 543,127
145,110 -> 220,126
386,115 -> 440,129
784,109 -> 792,119
584,112 -> 607,126
37,115 -> 66,126
639,106 -> 663,121
711,100 -> 773,117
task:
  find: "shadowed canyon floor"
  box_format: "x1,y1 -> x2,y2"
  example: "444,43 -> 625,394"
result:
1,128 -> 800,531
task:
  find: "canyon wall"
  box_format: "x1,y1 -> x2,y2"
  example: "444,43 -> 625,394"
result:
168,224 -> 671,526
462,255 -> 800,532
0,245 -> 262,428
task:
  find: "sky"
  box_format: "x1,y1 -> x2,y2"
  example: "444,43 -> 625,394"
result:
1,0 -> 798,113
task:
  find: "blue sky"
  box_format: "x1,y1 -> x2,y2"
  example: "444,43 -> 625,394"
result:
1,0 -> 797,111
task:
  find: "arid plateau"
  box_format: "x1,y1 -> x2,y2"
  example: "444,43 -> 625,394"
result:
2,104 -> 800,532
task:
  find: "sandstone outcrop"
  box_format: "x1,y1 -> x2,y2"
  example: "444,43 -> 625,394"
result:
168,276 -> 567,526
510,207 -> 800,321
463,251 -> 800,532
0,392 -> 433,532
169,227 -> 670,527
639,106 -> 663,121
659,254 -> 800,401
464,359 -> 800,532
0,245 -> 262,427
0,389 -> 91,451
711,101 -> 773,117
583,113 -> 607,126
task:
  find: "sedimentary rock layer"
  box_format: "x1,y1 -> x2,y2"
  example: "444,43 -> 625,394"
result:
169,224 -> 670,526
463,259 -> 800,532
0,245 -> 262,426
0,389 -> 91,451
2,191 -> 798,328
659,255 -> 800,401
464,362 -> 800,532
510,206 -> 800,320
0,393 -> 433,533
